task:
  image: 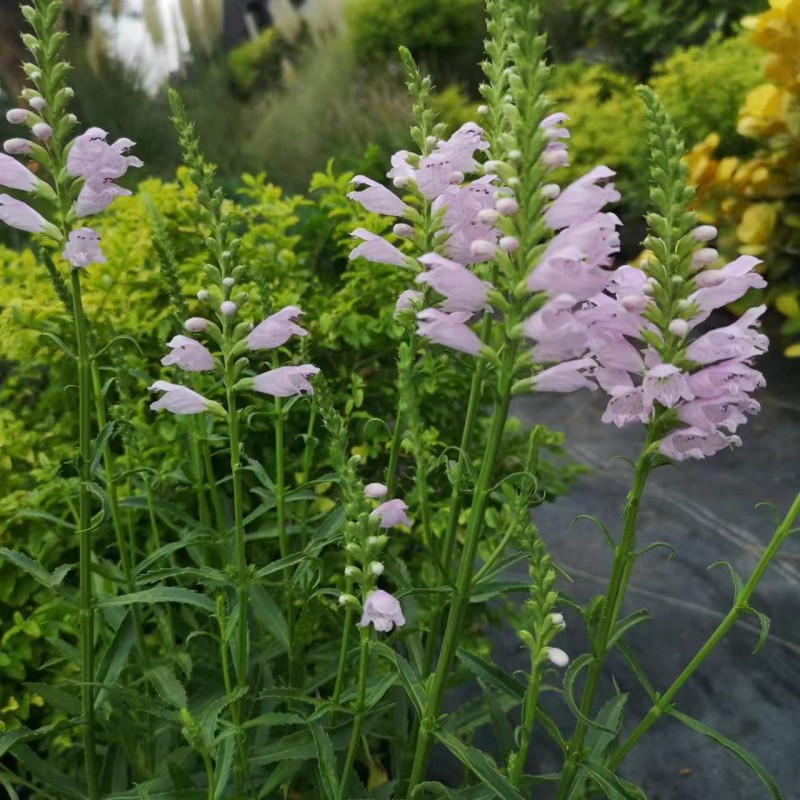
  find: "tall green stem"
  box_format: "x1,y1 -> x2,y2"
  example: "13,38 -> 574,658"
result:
510,665 -> 543,786
556,433 -> 655,800
406,344 -> 517,790
338,628 -> 370,799
610,491 -> 800,768
71,269 -> 100,800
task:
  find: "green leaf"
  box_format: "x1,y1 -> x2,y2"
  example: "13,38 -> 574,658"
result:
481,682 -> 515,766
202,687 -> 249,745
569,514 -> 615,550
708,561 -> 744,601
564,654 -> 616,734
250,585 -> 290,652
95,611 -> 136,709
0,548 -> 72,598
607,610 -> 649,650
310,723 -> 339,800
134,531 -> 214,574
0,724 -> 58,758
256,760 -> 303,799
581,761 -> 647,799
148,665 -> 188,709
372,642 -> 426,716
667,709 -> 783,799
456,649 -> 525,701
585,693 -> 628,762
96,587 -> 215,612
9,744 -> 84,797
742,606 -> 771,655
434,730 -> 526,800
214,736 -> 235,800
616,641 -> 657,702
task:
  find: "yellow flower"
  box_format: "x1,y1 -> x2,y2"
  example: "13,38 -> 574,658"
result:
738,84 -> 790,138
736,203 -> 780,246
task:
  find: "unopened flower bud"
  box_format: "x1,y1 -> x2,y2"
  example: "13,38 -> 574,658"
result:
344,565 -> 358,578
477,208 -> 500,224
541,183 -> 561,200
426,135 -> 437,146
345,542 -> 360,554
65,113 -> 77,125
542,149 -> 569,169
508,149 -> 522,162
393,176 -> 411,189
470,239 -> 497,260
692,248 -> 718,268
499,236 -> 519,254
223,277 -> 235,287
495,197 -> 519,216
197,289 -> 209,301
450,171 -> 464,184
32,123 -> 52,141
546,647 -> 570,668
550,612 -> 565,627
393,223 -> 413,238
29,96 -> 45,111
369,562 -> 385,576
338,593 -> 358,607
367,535 -> 382,548
620,295 -> 650,313
29,71 -> 41,82
668,319 -> 689,338
364,482 -> 388,499
477,105 -> 489,115
484,159 -> 507,174
185,317 -> 210,332
220,300 -> 237,316
642,280 -> 656,296
6,108 -> 29,124
693,225 -> 718,242
64,87 -> 74,98
4,138 -> 30,155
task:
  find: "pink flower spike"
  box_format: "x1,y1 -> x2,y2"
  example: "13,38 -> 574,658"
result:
253,365 -> 320,397
659,427 -> 742,461
349,228 -> 408,267
685,305 -> 768,365
149,381 -> 214,414
248,306 -> 307,350
532,359 -> 598,393
642,364 -> 694,408
416,308 -> 482,356
161,335 -> 214,372
358,589 -> 406,633
62,227 -> 105,268
544,166 -> 621,230
0,193 -> 51,235
395,289 -> 423,316
347,175 -> 411,216
0,153 -> 38,191
364,483 -> 388,499
370,498 -> 411,528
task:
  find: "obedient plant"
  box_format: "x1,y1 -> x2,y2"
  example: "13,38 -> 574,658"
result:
0,0 -> 798,798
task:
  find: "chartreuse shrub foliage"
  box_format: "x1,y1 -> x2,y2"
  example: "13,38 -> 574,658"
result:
0,0 -> 796,798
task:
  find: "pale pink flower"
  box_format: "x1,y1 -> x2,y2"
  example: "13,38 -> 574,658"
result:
688,359 -> 766,398
678,395 -> 760,433
0,153 -> 38,191
349,228 -> 407,267
416,253 -> 492,313
75,182 -> 132,217
601,387 -> 652,427
387,150 -> 415,183
659,427 -> 742,461
436,122 -> 489,172
532,359 -> 598,393
149,381 -> 214,414
435,175 -> 496,230
248,306 -> 307,350
253,364 -> 320,397
689,256 -> 766,316
590,334 -> 645,373
527,244 -> 611,301
642,364 -> 694,408
526,295 -> 589,362
395,290 -> 423,316
544,166 -> 620,230
3,139 -> 31,155
358,589 -> 406,633
347,176 -> 411,216
5,109 -> 29,124
161,335 -> 214,372
67,128 -> 142,185
415,153 -> 455,200
445,220 -> 499,264
364,483 -> 388,499
185,317 -> 210,332
685,306 -> 768,365
62,227 -> 105,268
370,499 -> 411,528
576,294 -> 646,339
607,265 -> 647,299
0,193 -> 51,234
32,123 -> 52,141
416,308 -> 482,355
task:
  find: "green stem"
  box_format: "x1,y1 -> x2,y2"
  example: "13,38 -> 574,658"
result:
71,269 -> 100,800
385,409 -> 404,497
202,440 -> 227,542
556,432 -> 655,800
610,490 -> 800,768
333,602 -> 354,705
203,751 -> 216,800
338,629 -> 370,799
190,422 -> 210,529
299,401 -> 317,550
510,663 -> 543,786
406,344 -> 517,790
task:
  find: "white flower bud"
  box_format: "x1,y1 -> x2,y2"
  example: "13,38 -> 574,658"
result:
426,135 -> 437,146
393,223 -> 413,238
345,542 -> 360,554
542,149 -> 569,169
364,482 -> 388,499
63,87 -> 74,98
495,197 -> 519,216
393,176 -> 411,189
546,647 -> 570,668
477,105 -> 489,115
508,149 -> 522,162
477,208 -> 500,224
29,96 -> 46,111
470,239 -> 497,260
541,183 -> 561,200
507,176 -> 520,188
499,236 -> 519,254
484,160 -> 507,174
367,536 -> 381,547
692,248 -> 719,268
220,300 -> 237,316
450,171 -> 465,184
29,71 -> 41,82
223,277 -> 235,287
668,319 -> 689,338
693,225 -> 718,242
65,113 -> 77,125
197,290 -> 209,301
620,294 -> 650,313
6,108 -> 29,124
369,562 -> 385,576
32,122 -> 52,141
550,612 -> 565,627
344,565 -> 357,577
185,317 -> 210,332
3,138 -> 31,155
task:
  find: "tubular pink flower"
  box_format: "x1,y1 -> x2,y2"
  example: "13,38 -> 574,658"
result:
75,182 -> 132,217
253,365 -> 320,397
689,256 -> 766,316
349,228 -> 408,267
445,220 -> 499,264
435,122 -> 489,172
642,364 -> 694,408
248,306 -> 307,350
67,127 -> 142,185
678,395 -> 760,433
601,387 -> 652,427
3,138 -> 31,155
435,175 -> 496,229
416,308 -> 482,356
358,589 -> 406,633
6,109 -> 29,124
185,317 -> 210,332
149,381 -> 214,414
387,150 -> 414,183
416,253 -> 492,314
532,358 -> 598,393
658,427 -> 742,461
347,175 -> 411,216
395,289 -> 423,316
32,123 -> 52,141
62,227 -> 106,268
0,154 -> 38,191
364,483 -> 388,499
0,193 -> 49,234
370,498 -> 411,528
527,244 -> 611,301
415,153 -> 456,200
161,335 -> 214,372
688,359 -> 766,398
543,166 -> 621,230
685,306 -> 768,365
